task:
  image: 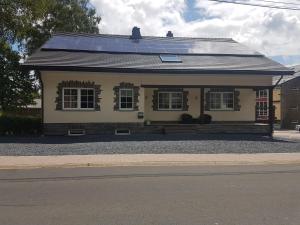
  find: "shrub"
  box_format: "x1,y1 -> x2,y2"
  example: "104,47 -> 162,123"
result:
180,113 -> 194,124
0,115 -> 42,135
198,114 -> 212,124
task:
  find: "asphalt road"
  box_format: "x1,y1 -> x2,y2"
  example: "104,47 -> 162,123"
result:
1,165 -> 300,225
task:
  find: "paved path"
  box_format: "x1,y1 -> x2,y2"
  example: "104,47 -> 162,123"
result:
1,133 -> 300,156
273,130 -> 300,141
1,153 -> 300,169
1,165 -> 300,225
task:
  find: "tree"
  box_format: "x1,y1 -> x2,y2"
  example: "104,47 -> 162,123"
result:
0,0 -> 101,111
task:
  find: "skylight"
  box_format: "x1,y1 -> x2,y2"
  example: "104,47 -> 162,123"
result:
159,55 -> 182,63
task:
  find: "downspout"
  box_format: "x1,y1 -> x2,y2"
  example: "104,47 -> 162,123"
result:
273,75 -> 283,89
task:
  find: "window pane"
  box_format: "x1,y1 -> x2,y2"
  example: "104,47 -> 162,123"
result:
81,102 -> 87,108
88,102 -> 94,108
158,93 -> 170,109
126,102 -> 133,108
81,89 -> 87,95
223,93 -> 233,109
71,89 -> 77,95
71,102 -> 77,108
171,92 -> 182,109
63,88 -> 78,109
210,93 -> 221,109
64,89 -> 70,95
64,102 -> 70,108
126,90 -> 133,97
88,90 -> 94,95
121,103 -> 127,108
88,96 -> 94,101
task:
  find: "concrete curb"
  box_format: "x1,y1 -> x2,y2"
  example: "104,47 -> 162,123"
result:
1,153 -> 300,169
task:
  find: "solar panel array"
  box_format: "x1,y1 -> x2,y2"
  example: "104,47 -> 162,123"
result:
41,33 -> 261,56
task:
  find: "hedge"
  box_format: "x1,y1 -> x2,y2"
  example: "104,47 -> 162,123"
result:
0,115 -> 42,135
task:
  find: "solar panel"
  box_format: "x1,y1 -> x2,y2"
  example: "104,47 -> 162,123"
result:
160,55 -> 182,62
41,34 -> 261,56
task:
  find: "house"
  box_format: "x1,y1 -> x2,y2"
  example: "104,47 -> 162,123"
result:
22,28 -> 294,135
280,65 -> 300,129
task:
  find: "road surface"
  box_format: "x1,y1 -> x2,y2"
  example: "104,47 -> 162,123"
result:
1,165 -> 300,225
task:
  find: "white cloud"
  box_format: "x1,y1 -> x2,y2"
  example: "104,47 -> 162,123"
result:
91,0 -> 300,59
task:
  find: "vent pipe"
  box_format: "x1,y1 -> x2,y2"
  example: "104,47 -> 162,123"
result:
130,26 -> 142,40
166,31 -> 173,37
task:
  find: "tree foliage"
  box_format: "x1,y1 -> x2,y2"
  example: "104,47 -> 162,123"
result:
0,0 -> 101,111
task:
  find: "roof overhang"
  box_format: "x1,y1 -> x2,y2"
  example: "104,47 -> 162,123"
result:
21,65 -> 295,76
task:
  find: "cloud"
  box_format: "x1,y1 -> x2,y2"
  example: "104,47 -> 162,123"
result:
91,0 -> 300,61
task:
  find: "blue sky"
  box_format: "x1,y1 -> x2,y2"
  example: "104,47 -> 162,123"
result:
90,0 -> 300,66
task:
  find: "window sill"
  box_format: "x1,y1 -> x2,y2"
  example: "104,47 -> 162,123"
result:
157,109 -> 185,111
118,109 -> 136,112
207,109 -> 235,112
60,109 -> 97,112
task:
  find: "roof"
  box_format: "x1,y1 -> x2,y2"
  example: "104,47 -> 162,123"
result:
23,32 -> 294,75
273,65 -> 300,85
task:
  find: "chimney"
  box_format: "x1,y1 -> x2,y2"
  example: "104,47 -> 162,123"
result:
130,26 -> 142,40
166,31 -> 173,37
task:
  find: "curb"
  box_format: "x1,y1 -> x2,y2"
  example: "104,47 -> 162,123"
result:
1,153 -> 300,169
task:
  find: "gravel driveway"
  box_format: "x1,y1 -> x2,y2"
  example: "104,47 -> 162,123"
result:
0,133 -> 300,156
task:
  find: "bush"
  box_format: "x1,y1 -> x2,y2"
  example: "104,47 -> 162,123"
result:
198,114 -> 212,124
180,113 -> 194,124
0,115 -> 42,135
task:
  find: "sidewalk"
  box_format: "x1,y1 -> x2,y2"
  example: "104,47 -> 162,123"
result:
1,153 -> 300,169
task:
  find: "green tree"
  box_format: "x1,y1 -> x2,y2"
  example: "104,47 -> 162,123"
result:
0,0 -> 101,111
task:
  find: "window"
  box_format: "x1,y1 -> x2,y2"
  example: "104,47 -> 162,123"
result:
256,89 -> 268,99
63,88 -> 94,110
158,92 -> 183,110
159,55 -> 182,63
209,92 -> 234,110
119,89 -> 133,110
257,101 -> 268,116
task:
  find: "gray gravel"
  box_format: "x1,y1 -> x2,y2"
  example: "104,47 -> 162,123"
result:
0,134 -> 300,156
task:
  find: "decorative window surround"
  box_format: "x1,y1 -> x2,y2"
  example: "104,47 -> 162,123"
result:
205,88 -> 240,111
56,81 -> 101,111
113,82 -> 139,111
152,88 -> 189,111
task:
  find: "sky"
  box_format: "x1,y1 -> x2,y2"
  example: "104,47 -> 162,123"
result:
90,0 -> 300,66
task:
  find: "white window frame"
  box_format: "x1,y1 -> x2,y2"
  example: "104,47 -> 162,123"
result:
256,89 -> 269,118
158,92 -> 183,111
209,91 -> 234,111
119,88 -> 134,111
257,101 -> 269,117
62,88 -> 95,110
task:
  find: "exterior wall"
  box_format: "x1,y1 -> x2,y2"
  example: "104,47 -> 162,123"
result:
273,87 -> 281,121
42,71 -> 272,125
281,78 -> 300,129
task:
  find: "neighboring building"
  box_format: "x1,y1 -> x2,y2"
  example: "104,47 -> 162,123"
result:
281,65 -> 300,129
22,28 -> 293,135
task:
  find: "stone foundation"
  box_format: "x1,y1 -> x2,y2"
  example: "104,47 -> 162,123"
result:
44,123 -> 145,135
44,122 -> 271,135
